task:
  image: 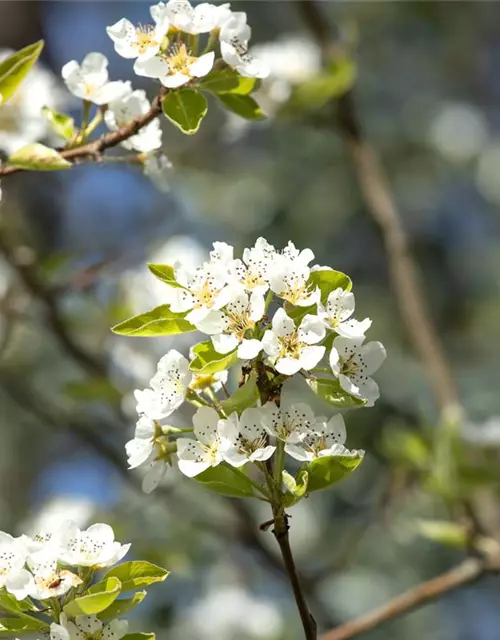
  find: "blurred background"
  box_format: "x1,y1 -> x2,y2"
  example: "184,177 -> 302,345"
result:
1,2 -> 500,639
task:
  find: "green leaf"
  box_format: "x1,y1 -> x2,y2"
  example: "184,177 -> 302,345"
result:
162,89 -> 207,135
287,57 -> 356,111
416,520 -> 468,549
0,40 -> 44,104
217,94 -> 265,120
0,591 -> 37,617
0,618 -> 48,636
283,469 -> 309,507
194,464 -> 257,498
112,305 -> 196,337
199,69 -> 257,95
8,143 -> 72,171
147,263 -> 184,289
307,377 -> 366,409
309,269 -> 352,303
103,561 -> 169,594
42,107 -> 75,141
221,373 -> 259,416
99,591 -> 147,620
305,452 -> 364,492
63,577 -> 122,617
189,341 -> 238,375
122,634 -> 155,640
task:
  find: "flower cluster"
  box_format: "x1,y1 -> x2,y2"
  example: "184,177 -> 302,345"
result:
0,521 -> 129,602
121,238 -> 385,492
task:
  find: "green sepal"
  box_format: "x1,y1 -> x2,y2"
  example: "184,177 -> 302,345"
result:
111,305 -> 196,337
307,377 -> 366,409
282,469 -> 309,507
63,577 -> 122,617
199,69 -> 257,95
0,40 -> 44,103
221,373 -> 259,416
8,143 -> 72,171
216,94 -> 265,120
194,464 -> 257,498
304,452 -> 364,492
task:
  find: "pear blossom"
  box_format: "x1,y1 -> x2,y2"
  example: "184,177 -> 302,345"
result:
330,336 -> 386,406
6,550 -> 81,600
220,13 -> 268,78
262,308 -> 325,375
168,261 -> 231,325
58,522 -> 130,568
227,237 -> 277,294
151,349 -> 192,409
269,255 -> 318,307
105,90 -> 162,153
126,416 -> 170,493
62,53 -> 131,105
0,533 -> 29,592
165,0 -> 231,34
51,613 -> 128,640
284,414 -> 355,462
177,406 -> 226,477
134,48 -> 215,89
209,241 -> 234,266
195,288 -> 264,359
106,4 -> 170,60
261,400 -> 315,444
219,409 -> 275,466
318,288 -> 371,339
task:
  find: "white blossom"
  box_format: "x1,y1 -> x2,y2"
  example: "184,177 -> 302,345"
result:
269,249 -> 318,307
151,349 -> 192,409
51,614 -> 128,640
62,53 -> 131,105
195,287 -> 264,359
0,533 -> 29,594
105,90 -> 162,153
318,288 -> 371,339
209,241 -> 234,266
7,550 -> 81,600
168,261 -> 231,325
330,336 -> 386,406
284,414 -> 353,462
220,13 -> 268,78
58,522 -> 130,568
227,237 -> 276,294
262,308 -> 325,375
165,0 -> 231,34
107,4 -> 170,60
134,47 -> 214,88
261,399 -> 315,444
219,409 -> 275,466
125,417 -> 170,494
177,406 -> 226,477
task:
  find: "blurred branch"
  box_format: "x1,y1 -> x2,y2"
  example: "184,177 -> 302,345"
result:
0,88 -> 167,176
298,0 -> 459,416
321,558 -> 489,640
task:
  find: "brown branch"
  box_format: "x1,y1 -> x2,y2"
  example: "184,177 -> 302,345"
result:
0,88 -> 167,177
321,559 -> 486,640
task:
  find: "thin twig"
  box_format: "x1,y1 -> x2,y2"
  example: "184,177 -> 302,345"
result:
0,88 -> 167,176
321,559 -> 486,640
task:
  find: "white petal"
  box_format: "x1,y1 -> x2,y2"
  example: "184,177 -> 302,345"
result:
299,314 -> 326,344
299,345 -> 325,371
222,447 -> 249,467
103,619 -> 129,640
92,81 -> 132,105
325,414 -> 346,444
192,406 -> 220,444
333,335 -> 365,359
5,569 -> 34,600
218,413 -> 239,444
185,306 -> 211,325
142,460 -> 167,493
134,55 -> 170,79
271,308 -> 295,336
249,445 -> 276,462
329,347 -> 340,375
50,622 -> 72,640
177,458 -> 210,477
284,443 -> 313,462
189,51 -> 215,78
336,317 -> 372,339
161,73 -> 191,88
61,60 -> 79,81
276,357 -> 302,376
212,333 -> 238,355
261,330 -> 278,358
249,291 -> 265,321
361,341 -> 387,375
81,52 -> 109,76
237,339 -> 262,360
76,615 -> 102,635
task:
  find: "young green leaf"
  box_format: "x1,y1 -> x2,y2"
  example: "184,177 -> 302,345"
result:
308,269 -> 352,303
199,69 -> 257,95
415,520 -> 468,549
42,107 -> 75,141
121,634 -> 155,640
217,94 -> 265,120
0,617 -> 48,637
8,143 -> 72,171
0,592 -> 37,618
0,40 -> 44,104
103,561 -> 169,594
112,305 -> 196,337
98,591 -> 147,619
221,373 -> 259,416
307,377 -> 366,409
63,577 -> 122,617
282,469 -> 309,507
189,341 -> 238,374
147,263 -> 184,288
162,89 -> 207,135
305,452 -> 364,492
194,465 -> 257,498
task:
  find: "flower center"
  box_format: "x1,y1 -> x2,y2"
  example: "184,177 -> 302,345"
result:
202,440 -> 221,464
225,309 -> 254,340
237,433 -> 267,455
342,355 -> 360,377
167,43 -> 195,75
193,281 -> 218,308
278,331 -> 302,360
135,24 -> 158,54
